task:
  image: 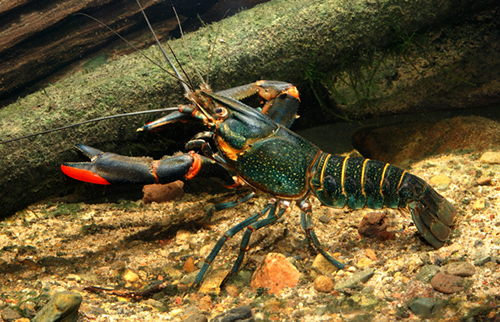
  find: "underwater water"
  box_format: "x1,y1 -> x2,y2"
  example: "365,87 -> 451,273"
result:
1,0 -> 500,320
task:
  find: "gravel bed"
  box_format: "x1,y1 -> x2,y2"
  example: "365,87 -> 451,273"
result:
1,150 -> 499,321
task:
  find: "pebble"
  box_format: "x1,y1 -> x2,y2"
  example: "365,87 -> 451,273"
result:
415,265 -> 440,282
479,152 -> 500,164
210,306 -> 253,322
313,275 -> 334,293
142,181 -> 184,204
474,177 -> 493,186
32,292 -> 82,322
162,266 -> 183,280
430,272 -> 464,294
65,274 -> 82,282
473,199 -> 486,211
225,285 -> 240,297
348,293 -> 379,309
199,244 -> 214,258
334,268 -> 375,291
122,268 -> 140,283
429,174 -> 451,190
311,254 -> 339,277
183,257 -> 197,273
439,243 -> 462,255
250,253 -> 300,294
365,248 -> 377,260
183,313 -> 208,322
1,307 -> 21,322
198,269 -> 229,295
474,240 -> 485,248
197,295 -> 212,311
442,262 -> 475,277
176,229 -> 193,245
145,299 -> 163,308
473,254 -> 491,266
318,214 -> 331,224
409,297 -> 436,316
357,257 -> 373,268
358,212 -> 394,241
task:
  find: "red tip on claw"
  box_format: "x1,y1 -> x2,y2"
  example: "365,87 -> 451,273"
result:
61,165 -> 111,185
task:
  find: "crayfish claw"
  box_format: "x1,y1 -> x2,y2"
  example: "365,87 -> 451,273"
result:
74,144 -> 104,160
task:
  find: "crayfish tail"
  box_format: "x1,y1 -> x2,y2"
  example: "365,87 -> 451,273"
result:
408,184 -> 456,249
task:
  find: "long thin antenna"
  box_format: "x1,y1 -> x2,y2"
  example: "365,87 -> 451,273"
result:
205,10 -> 229,85
134,0 -> 193,94
173,7 -> 205,86
74,12 -> 189,89
0,107 -> 179,144
2,3 -> 201,145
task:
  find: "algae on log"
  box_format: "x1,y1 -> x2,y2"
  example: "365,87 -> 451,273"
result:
0,0 -> 496,218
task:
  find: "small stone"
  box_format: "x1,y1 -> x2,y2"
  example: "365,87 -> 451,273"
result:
474,240 -> 485,248
358,212 -> 395,241
430,272 -> 464,294
197,295 -> 212,311
439,244 -> 462,254
442,262 -> 475,277
145,299 -> 163,308
409,297 -> 436,316
32,291 -> 82,322
473,255 -> 491,266
250,253 -> 300,294
349,293 -> 379,309
474,177 -> 492,186
143,181 -> 184,204
311,254 -> 340,277
232,270 -> 253,288
225,285 -> 240,297
199,244 -> 214,258
183,313 -> 208,322
365,248 -> 377,261
402,280 -> 435,303
176,229 -> 192,245
122,268 -> 140,283
318,214 -> 331,224
1,307 -> 21,322
357,257 -> 373,268
65,274 -> 81,282
211,306 -> 253,322
479,152 -> 500,164
429,174 -> 451,190
473,199 -> 486,211
314,275 -> 334,293
162,266 -> 183,280
198,269 -> 229,295
415,265 -> 440,283
334,268 -> 375,291
183,257 -> 197,273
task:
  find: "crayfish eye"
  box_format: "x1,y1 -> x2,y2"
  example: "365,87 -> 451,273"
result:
214,106 -> 228,118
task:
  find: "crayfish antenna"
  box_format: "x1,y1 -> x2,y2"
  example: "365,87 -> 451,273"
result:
135,0 -> 194,94
172,6 -> 205,88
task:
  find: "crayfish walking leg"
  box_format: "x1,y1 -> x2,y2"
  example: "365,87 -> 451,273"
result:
299,200 -> 345,269
230,200 -> 289,276
193,201 -> 278,288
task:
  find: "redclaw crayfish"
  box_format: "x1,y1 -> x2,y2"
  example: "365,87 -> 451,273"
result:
6,1 -> 456,296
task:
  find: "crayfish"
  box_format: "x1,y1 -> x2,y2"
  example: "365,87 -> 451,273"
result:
5,0 -> 456,298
